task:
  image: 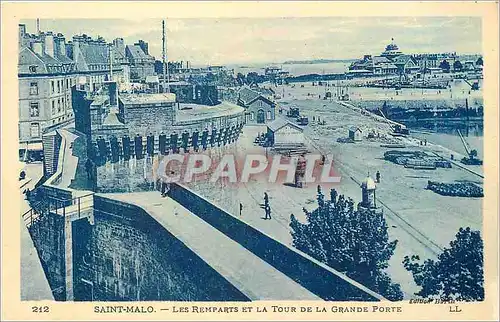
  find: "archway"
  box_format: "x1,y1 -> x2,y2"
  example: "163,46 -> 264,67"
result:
257,109 -> 265,124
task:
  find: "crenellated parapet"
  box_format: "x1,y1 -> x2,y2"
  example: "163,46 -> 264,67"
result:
91,123 -> 244,164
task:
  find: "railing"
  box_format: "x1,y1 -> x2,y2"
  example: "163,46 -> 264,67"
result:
22,192 -> 94,228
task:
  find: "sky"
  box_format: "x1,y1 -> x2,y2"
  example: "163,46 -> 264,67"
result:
21,17 -> 482,66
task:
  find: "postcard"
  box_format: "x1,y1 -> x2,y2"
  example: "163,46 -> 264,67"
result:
1,1 -> 498,321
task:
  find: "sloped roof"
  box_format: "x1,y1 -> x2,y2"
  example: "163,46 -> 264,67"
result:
55,53 -> 74,64
102,112 -> 124,126
393,55 -> 416,66
267,118 -> 303,132
18,47 -> 75,74
361,176 -> 376,190
18,47 -> 48,74
126,45 -> 153,61
79,43 -> 109,65
238,87 -> 261,105
349,126 -> 362,132
372,56 -> 391,64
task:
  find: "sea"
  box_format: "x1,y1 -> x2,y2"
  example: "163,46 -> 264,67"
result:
227,61 -> 352,76
408,120 -> 483,160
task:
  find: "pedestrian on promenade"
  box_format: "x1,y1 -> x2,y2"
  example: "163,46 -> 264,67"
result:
263,192 -> 271,220
264,205 -> 272,220
240,203 -> 243,216
376,171 -> 381,184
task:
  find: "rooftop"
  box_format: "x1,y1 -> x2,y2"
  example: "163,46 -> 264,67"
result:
361,176 -> 376,190
126,45 -> 154,61
119,93 -> 176,105
267,118 -> 303,132
238,87 -> 261,105
176,101 -> 244,122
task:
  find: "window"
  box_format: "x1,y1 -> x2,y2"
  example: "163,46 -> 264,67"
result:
57,99 -> 61,113
29,82 -> 38,95
51,81 -> 55,93
30,102 -> 39,117
250,112 -> 255,120
57,80 -> 61,93
30,123 -> 40,138
66,79 -> 69,89
267,111 -> 272,120
51,100 -> 55,114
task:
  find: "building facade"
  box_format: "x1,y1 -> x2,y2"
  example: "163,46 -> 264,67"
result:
348,39 -> 467,77
72,83 -> 246,192
126,41 -> 155,82
237,87 -> 276,124
267,119 -> 304,145
18,28 -> 77,148
18,22 -> 131,156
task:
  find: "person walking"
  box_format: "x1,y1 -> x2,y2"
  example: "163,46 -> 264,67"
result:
263,192 -> 271,220
239,203 -> 243,216
264,204 -> 271,220
376,171 -> 381,184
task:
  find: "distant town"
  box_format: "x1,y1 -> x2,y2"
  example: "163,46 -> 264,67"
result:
18,22 -> 483,154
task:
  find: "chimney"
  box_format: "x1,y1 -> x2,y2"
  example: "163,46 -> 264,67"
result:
32,40 -> 43,56
72,36 -> 82,63
54,36 -> 66,56
44,32 -> 55,57
19,24 -> 26,38
18,24 -> 26,48
113,38 -> 125,57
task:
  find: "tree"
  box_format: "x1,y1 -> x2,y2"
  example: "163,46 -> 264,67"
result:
453,60 -> 463,72
403,227 -> 484,301
439,60 -> 451,72
236,73 -> 246,86
246,72 -> 264,86
290,186 -> 403,300
476,57 -> 483,66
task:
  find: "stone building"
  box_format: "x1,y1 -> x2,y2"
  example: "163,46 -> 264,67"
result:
18,27 -> 77,155
125,41 -> 155,82
111,38 -> 131,88
393,55 -> 420,78
237,87 -> 276,124
168,82 -> 219,105
18,23 -> 129,159
72,83 -> 245,192
66,34 -> 127,92
266,119 -> 304,146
